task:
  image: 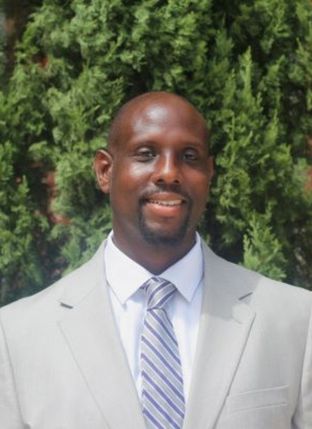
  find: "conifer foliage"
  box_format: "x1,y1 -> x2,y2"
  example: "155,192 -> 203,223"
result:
0,0 -> 312,305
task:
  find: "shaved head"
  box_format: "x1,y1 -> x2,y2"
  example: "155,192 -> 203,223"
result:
108,91 -> 210,151
94,90 -> 214,272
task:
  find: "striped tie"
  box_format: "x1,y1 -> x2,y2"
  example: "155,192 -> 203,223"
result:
140,277 -> 185,429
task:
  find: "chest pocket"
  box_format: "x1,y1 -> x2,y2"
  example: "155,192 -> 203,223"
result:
225,385 -> 288,414
217,386 -> 290,429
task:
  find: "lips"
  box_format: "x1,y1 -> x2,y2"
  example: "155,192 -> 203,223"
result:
148,199 -> 184,207
140,192 -> 188,221
143,192 -> 187,207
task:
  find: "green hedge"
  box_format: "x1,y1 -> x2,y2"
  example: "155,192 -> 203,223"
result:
1,0 -> 312,306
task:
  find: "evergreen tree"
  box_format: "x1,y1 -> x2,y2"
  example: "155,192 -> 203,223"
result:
1,0 -> 312,306
0,1 -> 5,84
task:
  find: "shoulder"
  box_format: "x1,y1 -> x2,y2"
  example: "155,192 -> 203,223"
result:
0,240 -> 106,330
201,240 -> 312,318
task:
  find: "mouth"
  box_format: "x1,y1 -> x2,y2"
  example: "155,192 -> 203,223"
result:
143,193 -> 187,207
140,193 -> 188,221
138,191 -> 192,243
147,199 -> 184,207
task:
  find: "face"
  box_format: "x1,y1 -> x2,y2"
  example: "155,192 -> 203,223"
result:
95,96 -> 214,251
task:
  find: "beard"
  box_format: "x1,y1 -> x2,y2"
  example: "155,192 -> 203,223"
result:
138,200 -> 193,247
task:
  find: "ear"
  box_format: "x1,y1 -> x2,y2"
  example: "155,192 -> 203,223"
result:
93,149 -> 113,194
207,156 -> 214,183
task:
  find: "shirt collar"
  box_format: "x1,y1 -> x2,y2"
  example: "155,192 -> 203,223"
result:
104,231 -> 203,305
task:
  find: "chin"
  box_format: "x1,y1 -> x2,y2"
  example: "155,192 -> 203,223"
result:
139,224 -> 189,247
138,207 -> 193,247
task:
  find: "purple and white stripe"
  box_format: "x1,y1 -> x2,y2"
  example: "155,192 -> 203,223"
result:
141,277 -> 185,429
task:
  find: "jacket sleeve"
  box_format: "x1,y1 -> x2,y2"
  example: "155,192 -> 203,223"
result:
292,306 -> 312,429
0,315 -> 23,429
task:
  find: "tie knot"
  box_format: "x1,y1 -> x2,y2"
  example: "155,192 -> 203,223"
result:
143,277 -> 176,310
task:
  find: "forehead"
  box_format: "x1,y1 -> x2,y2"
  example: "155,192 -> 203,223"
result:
113,97 -> 208,149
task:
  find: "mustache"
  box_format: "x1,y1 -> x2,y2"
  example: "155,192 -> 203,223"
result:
139,184 -> 191,204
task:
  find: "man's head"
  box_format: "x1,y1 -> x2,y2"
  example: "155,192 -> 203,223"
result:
94,91 -> 214,270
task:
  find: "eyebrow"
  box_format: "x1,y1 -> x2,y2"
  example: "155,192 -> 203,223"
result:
128,136 -> 207,146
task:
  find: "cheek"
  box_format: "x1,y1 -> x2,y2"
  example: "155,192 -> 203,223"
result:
190,178 -> 210,211
112,163 -> 152,189
128,163 -> 155,181
192,174 -> 210,195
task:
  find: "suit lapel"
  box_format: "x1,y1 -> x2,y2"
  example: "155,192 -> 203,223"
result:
183,243 -> 256,429
58,242 -> 146,429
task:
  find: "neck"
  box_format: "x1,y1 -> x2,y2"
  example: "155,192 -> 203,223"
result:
111,232 -> 197,274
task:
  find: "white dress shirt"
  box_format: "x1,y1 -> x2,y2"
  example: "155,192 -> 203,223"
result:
104,231 -> 204,401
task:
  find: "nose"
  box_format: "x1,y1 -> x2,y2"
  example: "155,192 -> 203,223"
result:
153,152 -> 181,185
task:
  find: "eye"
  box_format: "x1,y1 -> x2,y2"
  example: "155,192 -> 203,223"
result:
134,147 -> 156,162
183,148 -> 199,162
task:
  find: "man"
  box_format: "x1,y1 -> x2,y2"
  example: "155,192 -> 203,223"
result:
0,92 -> 311,429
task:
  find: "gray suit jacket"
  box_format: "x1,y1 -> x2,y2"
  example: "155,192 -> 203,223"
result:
0,240 -> 311,429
